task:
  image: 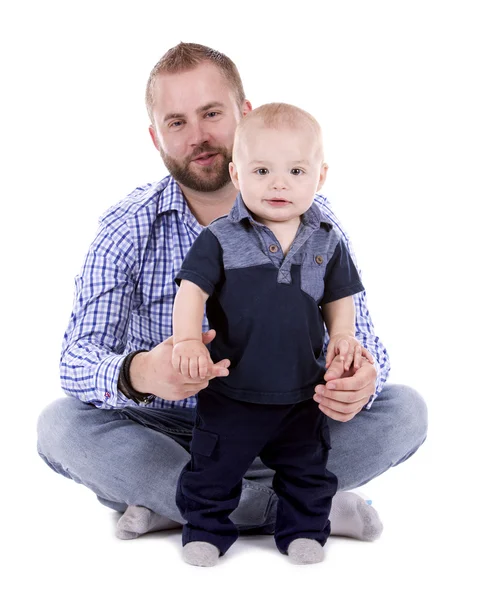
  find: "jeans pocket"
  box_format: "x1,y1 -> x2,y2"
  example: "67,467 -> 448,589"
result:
190,428 -> 219,457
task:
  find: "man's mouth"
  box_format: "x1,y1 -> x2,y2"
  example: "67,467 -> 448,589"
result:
192,152 -> 219,166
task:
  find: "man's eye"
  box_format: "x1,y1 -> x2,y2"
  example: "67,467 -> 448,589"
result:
256,168 -> 269,175
291,168 -> 304,175
206,111 -> 219,118
169,121 -> 183,128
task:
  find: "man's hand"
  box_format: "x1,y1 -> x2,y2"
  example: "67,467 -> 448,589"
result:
313,352 -> 377,422
129,329 -> 229,401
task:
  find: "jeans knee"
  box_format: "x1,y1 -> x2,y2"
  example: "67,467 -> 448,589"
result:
398,385 -> 427,441
37,397 -> 77,459
387,384 -> 428,463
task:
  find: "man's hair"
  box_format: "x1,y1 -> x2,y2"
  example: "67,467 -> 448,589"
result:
233,102 -> 323,160
145,42 -> 246,123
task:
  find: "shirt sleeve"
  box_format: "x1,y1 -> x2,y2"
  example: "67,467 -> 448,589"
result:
175,228 -> 224,295
321,238 -> 365,304
59,223 -> 136,409
316,197 -> 391,408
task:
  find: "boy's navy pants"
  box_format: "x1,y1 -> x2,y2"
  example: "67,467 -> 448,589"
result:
176,387 -> 338,556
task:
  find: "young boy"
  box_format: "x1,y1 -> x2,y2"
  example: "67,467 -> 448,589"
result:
172,103 -> 371,567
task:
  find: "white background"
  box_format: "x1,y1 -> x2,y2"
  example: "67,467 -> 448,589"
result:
1,1 -> 476,598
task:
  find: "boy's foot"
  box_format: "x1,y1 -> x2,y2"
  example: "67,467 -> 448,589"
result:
287,538 -> 324,565
330,491 -> 383,541
183,541 -> 220,567
115,505 -> 181,540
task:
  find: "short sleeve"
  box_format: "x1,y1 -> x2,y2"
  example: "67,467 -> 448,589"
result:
175,228 -> 224,296
321,238 -> 365,304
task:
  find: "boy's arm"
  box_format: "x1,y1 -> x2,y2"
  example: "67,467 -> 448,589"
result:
172,279 -> 213,379
322,296 -> 364,370
316,196 -> 390,403
322,296 -> 355,340
173,280 -> 209,344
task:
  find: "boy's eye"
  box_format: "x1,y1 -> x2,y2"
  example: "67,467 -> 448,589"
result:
291,168 -> 303,175
256,168 -> 269,175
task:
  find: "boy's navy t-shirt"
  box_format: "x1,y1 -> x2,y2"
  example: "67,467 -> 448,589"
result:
176,194 -> 364,405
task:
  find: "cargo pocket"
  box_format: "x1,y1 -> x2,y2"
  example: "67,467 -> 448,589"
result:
320,423 -> 332,450
190,428 -> 219,457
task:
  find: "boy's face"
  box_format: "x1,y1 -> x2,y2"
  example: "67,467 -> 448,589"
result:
229,124 -> 327,226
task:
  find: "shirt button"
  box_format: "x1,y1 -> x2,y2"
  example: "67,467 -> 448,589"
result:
269,244 -> 279,253
315,255 -> 324,265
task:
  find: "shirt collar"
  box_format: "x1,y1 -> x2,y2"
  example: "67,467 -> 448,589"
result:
157,175 -> 191,217
228,192 -> 333,231
157,175 -> 204,233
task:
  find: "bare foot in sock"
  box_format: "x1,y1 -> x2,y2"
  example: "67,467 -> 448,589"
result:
288,538 -> 325,565
329,491 -> 383,541
183,542 -> 220,567
115,505 -> 181,540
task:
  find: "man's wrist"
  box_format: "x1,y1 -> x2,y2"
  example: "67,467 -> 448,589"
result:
118,350 -> 155,406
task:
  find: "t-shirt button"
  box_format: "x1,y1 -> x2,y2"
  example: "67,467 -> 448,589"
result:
315,255 -> 324,264
269,244 -> 279,253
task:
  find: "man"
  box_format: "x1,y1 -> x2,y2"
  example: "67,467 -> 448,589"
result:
37,42 -> 428,543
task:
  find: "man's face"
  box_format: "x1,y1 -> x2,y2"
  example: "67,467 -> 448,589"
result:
229,124 -> 327,226
149,63 -> 249,192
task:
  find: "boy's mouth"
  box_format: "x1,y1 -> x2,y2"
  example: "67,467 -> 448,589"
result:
264,197 -> 291,206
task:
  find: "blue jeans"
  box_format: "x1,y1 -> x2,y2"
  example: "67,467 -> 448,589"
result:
36,384 -> 427,531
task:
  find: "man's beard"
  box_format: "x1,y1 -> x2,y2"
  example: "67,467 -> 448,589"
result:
159,144 -> 232,192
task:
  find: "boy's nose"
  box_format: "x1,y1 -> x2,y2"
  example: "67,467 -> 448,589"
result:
272,179 -> 287,190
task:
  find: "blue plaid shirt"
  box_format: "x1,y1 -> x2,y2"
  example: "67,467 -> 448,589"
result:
60,175 -> 390,410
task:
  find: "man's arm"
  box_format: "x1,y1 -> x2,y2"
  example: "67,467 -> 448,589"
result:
60,225 -> 137,408
60,223 -> 228,409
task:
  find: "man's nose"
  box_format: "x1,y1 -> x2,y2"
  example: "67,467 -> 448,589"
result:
189,120 -> 211,146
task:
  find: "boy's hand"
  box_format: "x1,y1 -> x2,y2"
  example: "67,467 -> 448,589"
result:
172,339 -> 213,379
326,334 -> 374,371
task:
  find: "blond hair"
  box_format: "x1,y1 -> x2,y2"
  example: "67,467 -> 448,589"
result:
233,103 -> 323,160
145,42 -> 246,123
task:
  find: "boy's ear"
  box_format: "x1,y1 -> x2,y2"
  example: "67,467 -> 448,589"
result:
316,162 -> 329,191
229,162 -> 240,190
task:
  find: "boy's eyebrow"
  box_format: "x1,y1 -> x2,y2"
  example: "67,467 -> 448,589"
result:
163,102 -> 227,123
248,159 -> 312,165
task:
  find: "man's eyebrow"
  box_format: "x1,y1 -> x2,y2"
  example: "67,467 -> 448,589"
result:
198,101 -> 227,113
163,102 -> 227,123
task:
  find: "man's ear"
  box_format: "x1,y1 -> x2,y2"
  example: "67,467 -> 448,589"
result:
229,162 -> 240,190
149,125 -> 161,152
242,99 -> 253,117
317,162 -> 329,191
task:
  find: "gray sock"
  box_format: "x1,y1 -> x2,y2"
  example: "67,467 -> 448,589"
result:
287,538 -> 325,565
115,505 -> 181,540
329,491 -> 383,541
183,542 -> 220,567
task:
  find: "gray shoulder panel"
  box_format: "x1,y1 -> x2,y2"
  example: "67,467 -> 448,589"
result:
208,219 -> 270,270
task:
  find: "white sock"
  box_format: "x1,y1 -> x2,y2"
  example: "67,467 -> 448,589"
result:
329,491 -> 383,541
115,505 -> 181,540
